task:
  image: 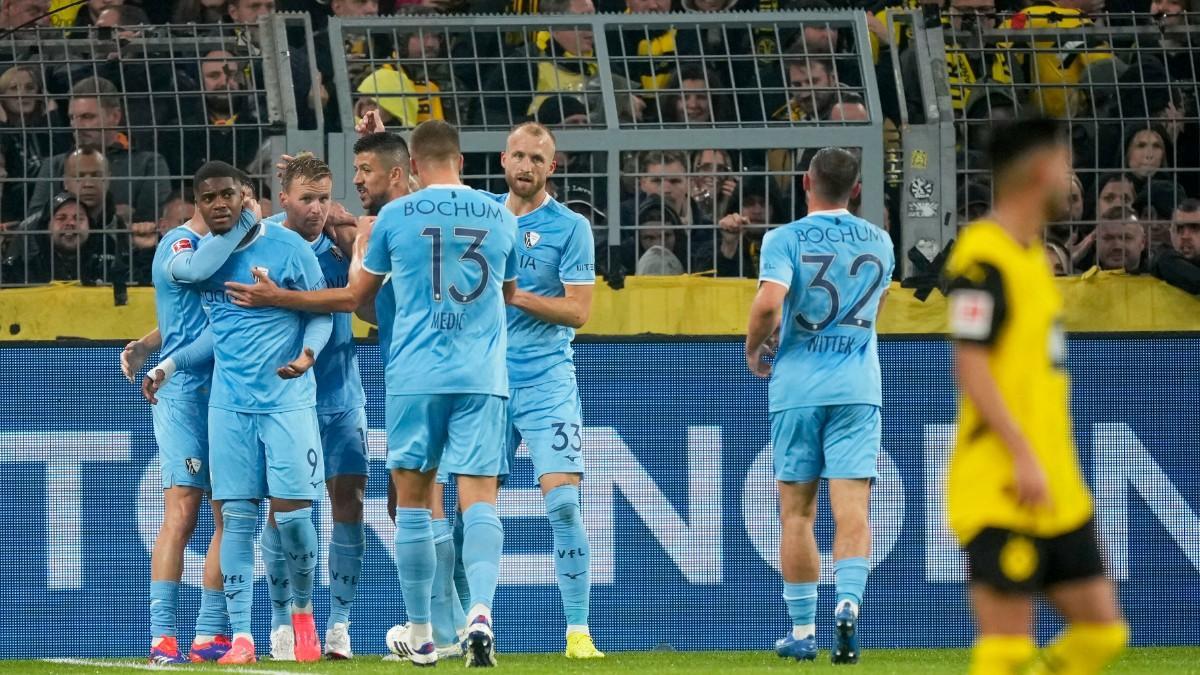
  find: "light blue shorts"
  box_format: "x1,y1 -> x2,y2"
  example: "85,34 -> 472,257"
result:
386,394 -> 507,477
771,404 -> 881,483
319,407 -> 369,480
153,397 -> 210,491
208,407 -> 326,501
505,378 -> 585,480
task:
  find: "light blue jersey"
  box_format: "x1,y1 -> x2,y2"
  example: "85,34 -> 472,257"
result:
311,233 -> 366,413
375,276 -> 395,363
485,192 -> 595,387
758,209 -> 894,412
363,186 -> 519,397
151,224 -> 211,402
194,221 -> 331,413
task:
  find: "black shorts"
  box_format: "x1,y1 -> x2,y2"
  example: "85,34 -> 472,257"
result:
964,518 -> 1105,594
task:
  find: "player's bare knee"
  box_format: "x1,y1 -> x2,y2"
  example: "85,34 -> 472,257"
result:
539,472 -> 581,496
328,476 -> 366,523
271,497 -> 312,514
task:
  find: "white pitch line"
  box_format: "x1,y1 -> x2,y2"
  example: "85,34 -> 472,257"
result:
42,657 -> 312,675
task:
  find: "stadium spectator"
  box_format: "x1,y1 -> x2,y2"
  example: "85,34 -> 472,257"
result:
636,149 -> 713,238
657,64 -> 732,125
989,0 -> 1113,119
1095,207 -> 1147,273
628,197 -> 686,275
536,96 -> 591,126
690,148 -> 738,225
29,77 -> 171,226
1151,199 -> 1200,294
0,0 -> 49,29
612,0 -> 678,98
1045,241 -> 1070,275
64,0 -> 123,35
159,50 -> 265,176
61,147 -> 124,231
227,0 -> 321,130
0,65 -> 70,223
1,191 -> 124,285
1121,125 -> 1187,215
703,176 -> 774,277
391,11 -> 464,123
157,192 -> 196,234
473,0 -> 600,128
1095,173 -> 1137,223
313,0 -> 386,130
777,57 -> 840,123
172,0 -> 228,23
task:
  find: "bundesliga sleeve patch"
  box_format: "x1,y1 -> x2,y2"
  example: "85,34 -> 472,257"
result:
949,289 -> 995,341
171,238 -> 194,254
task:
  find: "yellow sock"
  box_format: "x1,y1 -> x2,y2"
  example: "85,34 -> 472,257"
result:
1031,622 -> 1129,675
969,635 -> 1037,675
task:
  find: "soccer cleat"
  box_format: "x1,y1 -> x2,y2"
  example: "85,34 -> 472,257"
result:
832,603 -> 861,665
325,621 -> 352,660
465,615 -> 497,668
148,636 -> 187,665
775,633 -> 818,661
291,611 -> 322,663
217,636 -> 256,664
565,631 -> 605,659
270,625 -> 296,661
388,626 -> 438,667
189,634 -> 232,662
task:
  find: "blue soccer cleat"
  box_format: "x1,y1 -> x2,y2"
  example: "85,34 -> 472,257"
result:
775,632 -> 818,661
189,634 -> 232,662
832,603 -> 861,665
148,636 -> 188,665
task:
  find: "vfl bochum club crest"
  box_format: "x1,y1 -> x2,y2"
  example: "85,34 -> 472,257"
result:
185,458 -> 203,476
524,231 -> 541,248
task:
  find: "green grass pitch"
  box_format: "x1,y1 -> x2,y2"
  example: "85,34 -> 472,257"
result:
5,648 -> 1200,674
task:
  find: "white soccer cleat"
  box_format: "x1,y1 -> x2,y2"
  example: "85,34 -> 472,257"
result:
388,623 -> 463,659
325,622 -> 353,660
465,615 -> 497,668
270,625 -> 295,662
385,623 -> 438,666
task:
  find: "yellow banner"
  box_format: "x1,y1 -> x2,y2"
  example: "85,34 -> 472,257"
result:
0,273 -> 1196,341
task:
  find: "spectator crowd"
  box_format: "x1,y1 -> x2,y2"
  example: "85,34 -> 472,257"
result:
0,0 -> 1196,296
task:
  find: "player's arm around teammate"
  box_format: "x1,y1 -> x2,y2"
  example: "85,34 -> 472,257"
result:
945,117 -> 1126,675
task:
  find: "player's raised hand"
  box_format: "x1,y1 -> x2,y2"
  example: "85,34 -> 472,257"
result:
746,342 -> 773,378
242,196 -> 262,223
225,267 -> 281,307
278,347 -> 316,379
122,340 -> 152,383
141,369 -> 165,404
1011,439 -> 1052,509
275,154 -> 295,181
355,109 -> 385,137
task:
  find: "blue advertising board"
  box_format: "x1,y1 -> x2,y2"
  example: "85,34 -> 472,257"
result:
0,338 -> 1196,658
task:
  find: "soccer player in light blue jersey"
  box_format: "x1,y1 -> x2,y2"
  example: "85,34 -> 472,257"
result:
745,148 -> 894,665
492,122 -> 601,659
252,154 -> 372,661
145,161 -> 335,665
123,191 -> 259,666
228,120 -> 517,668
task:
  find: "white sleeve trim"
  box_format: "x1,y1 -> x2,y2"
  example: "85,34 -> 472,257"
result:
561,280 -> 596,286
361,263 -> 389,276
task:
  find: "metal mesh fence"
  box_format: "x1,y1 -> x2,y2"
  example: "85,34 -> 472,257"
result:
326,12 -> 887,278
934,11 -> 1200,276
0,17 -> 309,288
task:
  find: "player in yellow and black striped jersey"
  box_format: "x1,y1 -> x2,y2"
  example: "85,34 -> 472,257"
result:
943,117 -> 1128,675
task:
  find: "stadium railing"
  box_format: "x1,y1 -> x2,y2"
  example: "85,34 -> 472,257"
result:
323,11 -> 887,278
0,14 -> 318,289
903,9 -> 1200,276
